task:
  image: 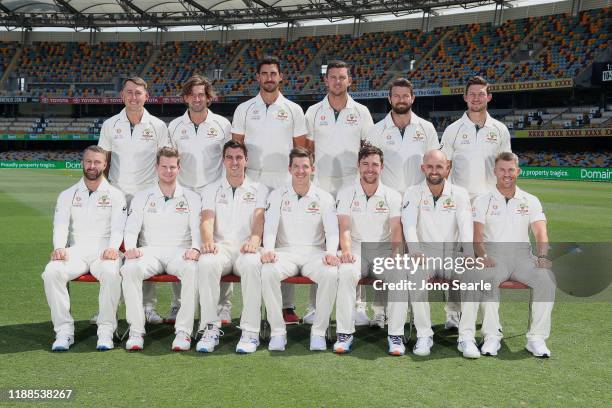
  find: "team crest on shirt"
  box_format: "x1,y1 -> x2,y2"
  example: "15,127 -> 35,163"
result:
516,202 -> 529,215
175,200 -> 189,213
375,200 -> 388,213
180,128 -> 189,139
141,128 -> 154,141
217,192 -> 228,205
97,195 -> 111,208
250,109 -> 261,121
351,200 -> 362,212
345,113 -> 358,126
114,128 -> 123,139
147,201 -> 157,213
282,199 -> 292,212
385,134 -> 395,145
413,131 -> 425,142
442,198 -> 456,211
207,127 -> 219,138
319,115 -> 328,126
485,132 -> 498,143
460,134 -> 470,144
307,201 -> 320,214
242,192 -> 256,203
72,195 -> 83,207
421,199 -> 431,211
276,109 -> 289,121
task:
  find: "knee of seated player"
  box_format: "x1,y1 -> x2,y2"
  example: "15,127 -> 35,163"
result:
120,260 -> 144,281
42,261 -> 69,282
260,263 -> 281,283
197,253 -> 222,278
93,259 -> 122,280
234,253 -> 261,277
338,264 -> 360,286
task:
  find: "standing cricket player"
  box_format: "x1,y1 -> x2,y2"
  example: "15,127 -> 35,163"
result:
121,147 -> 201,351
304,60 -> 374,326
42,146 -> 126,351
260,147 -> 340,351
366,78 -> 439,193
196,140 -> 268,353
98,76 -> 170,325
458,152 -> 555,359
333,144 -> 403,354
396,149 -> 472,356
168,75 -> 233,325
232,55 -> 308,324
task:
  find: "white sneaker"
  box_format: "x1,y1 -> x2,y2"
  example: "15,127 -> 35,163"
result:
370,313 -> 386,329
310,334 -> 327,351
302,307 -> 315,325
52,334 -> 74,352
458,339 -> 481,359
218,306 -> 232,325
387,335 -> 405,356
526,339 -> 551,358
172,330 -> 191,351
481,337 -> 501,356
196,324 -> 222,353
413,336 -> 434,356
89,312 -> 98,325
268,335 -> 287,351
145,308 -> 164,325
164,304 -> 180,324
96,333 -> 114,351
236,331 -> 260,354
444,312 -> 460,330
354,309 -> 370,326
333,333 -> 353,354
126,335 -> 144,351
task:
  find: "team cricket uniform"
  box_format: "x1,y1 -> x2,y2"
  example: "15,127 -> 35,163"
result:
260,184 -> 339,337
395,180 -> 472,338
98,108 -> 169,201
366,112 -> 439,193
197,177 -> 268,331
121,183 -> 201,337
441,112 -> 511,199
231,93 -> 307,189
42,178 -> 127,338
168,110 -> 232,192
459,187 -> 555,343
335,181 -> 402,335
305,95 -> 374,195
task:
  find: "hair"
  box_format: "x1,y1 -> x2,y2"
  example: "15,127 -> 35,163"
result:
156,146 -> 180,165
495,151 -> 519,166
325,60 -> 350,77
222,140 -> 248,158
289,147 -> 314,166
358,142 -> 384,165
464,75 -> 490,95
388,77 -> 414,97
181,74 -> 216,105
257,55 -> 281,73
122,76 -> 148,90
83,145 -> 108,158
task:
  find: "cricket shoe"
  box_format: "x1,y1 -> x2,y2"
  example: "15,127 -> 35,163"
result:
236,331 -> 260,354
333,333 -> 354,354
52,334 -> 74,352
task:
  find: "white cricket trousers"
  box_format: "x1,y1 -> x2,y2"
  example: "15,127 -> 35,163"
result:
42,246 -> 122,337
458,252 -> 556,342
261,247 -> 338,337
121,247 -> 197,336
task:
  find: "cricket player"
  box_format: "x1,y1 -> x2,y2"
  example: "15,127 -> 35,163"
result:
42,146 -> 126,351
366,77 -> 439,193
260,147 -> 340,351
121,147 -> 201,351
458,152 -> 555,359
98,76 -> 170,325
440,76 -> 511,201
304,60 -> 374,326
168,75 -> 233,325
333,144 -> 403,354
196,140 -> 268,353
232,55 -> 308,323
397,149 -> 473,356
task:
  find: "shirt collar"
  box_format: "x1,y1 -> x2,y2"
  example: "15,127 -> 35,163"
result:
419,179 -> 452,198
76,177 -> 110,193
384,111 -> 423,129
492,185 -> 525,201
288,182 -> 317,199
322,94 -> 356,112
154,182 -> 185,199
354,179 -> 386,199
221,175 -> 253,191
182,109 -> 214,125
119,107 -> 152,124
255,92 -> 285,107
460,111 -> 494,129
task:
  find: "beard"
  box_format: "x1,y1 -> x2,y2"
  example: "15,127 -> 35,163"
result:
84,168 -> 102,181
261,81 -> 279,93
392,103 -> 411,115
426,174 -> 444,185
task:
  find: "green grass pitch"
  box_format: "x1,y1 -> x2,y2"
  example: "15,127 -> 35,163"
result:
0,170 -> 610,407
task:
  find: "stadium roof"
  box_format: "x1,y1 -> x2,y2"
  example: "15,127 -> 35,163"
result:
0,0 -> 517,30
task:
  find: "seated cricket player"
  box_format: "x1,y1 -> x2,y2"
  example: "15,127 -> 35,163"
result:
458,152 -> 555,359
334,144 -> 403,354
260,147 -> 340,351
195,140 -> 268,353
42,145 -> 126,351
121,147 -> 201,351
396,149 -> 472,356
